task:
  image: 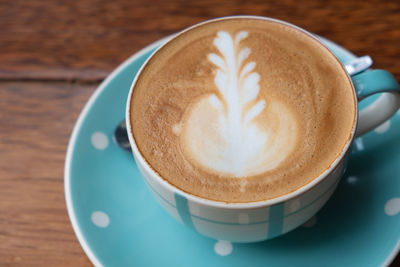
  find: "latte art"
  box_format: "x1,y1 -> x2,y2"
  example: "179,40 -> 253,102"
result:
130,18 -> 356,202
174,31 -> 297,177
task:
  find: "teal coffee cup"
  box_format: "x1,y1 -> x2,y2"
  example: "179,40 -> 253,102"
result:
126,16 -> 400,242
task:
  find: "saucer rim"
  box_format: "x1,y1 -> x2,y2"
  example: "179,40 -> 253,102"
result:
64,36 -> 400,267
64,37 -> 170,267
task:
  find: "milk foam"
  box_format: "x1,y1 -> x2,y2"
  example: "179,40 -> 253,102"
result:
174,31 -> 298,177
131,17 -> 356,202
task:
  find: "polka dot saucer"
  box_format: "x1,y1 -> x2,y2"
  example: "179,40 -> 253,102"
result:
65,37 -> 400,266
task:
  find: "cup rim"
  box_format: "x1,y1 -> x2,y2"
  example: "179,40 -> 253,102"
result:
126,15 -> 358,209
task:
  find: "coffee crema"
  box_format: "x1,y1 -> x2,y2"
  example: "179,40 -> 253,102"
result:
130,18 -> 356,203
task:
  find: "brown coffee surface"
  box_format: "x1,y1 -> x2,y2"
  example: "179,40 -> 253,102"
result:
130,17 -> 356,203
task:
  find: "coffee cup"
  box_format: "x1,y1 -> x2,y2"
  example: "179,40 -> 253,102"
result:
126,16 -> 400,242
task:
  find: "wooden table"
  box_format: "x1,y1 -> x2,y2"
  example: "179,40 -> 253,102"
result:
1,0 -> 399,265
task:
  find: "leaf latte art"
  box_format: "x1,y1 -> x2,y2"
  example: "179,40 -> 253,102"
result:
173,31 -> 298,177
130,17 -> 356,202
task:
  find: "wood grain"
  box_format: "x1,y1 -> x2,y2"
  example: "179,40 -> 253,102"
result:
0,0 -> 399,81
0,0 -> 399,265
0,82 -> 94,266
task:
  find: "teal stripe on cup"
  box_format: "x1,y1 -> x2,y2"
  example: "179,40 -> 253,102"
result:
267,203 -> 285,238
174,193 -> 194,228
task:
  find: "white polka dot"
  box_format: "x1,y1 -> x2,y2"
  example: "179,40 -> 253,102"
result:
347,176 -> 358,185
91,211 -> 110,227
374,120 -> 391,134
238,213 -> 250,224
354,138 -> 364,151
384,198 -> 400,216
91,132 -> 109,150
289,199 -> 301,213
214,240 -> 233,256
302,216 -> 317,228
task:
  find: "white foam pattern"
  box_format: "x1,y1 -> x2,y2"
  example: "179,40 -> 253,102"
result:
175,31 -> 298,177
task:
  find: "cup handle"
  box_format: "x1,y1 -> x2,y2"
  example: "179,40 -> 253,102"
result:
351,69 -> 400,137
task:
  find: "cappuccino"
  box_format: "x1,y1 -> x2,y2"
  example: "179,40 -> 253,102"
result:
129,17 -> 356,203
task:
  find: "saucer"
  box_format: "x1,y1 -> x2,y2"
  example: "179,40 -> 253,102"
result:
65,37 -> 400,266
